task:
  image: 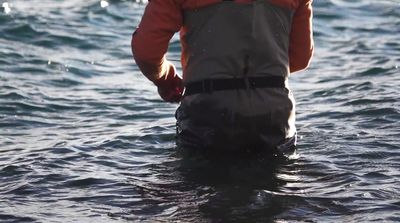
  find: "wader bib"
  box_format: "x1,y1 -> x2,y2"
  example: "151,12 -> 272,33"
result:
176,0 -> 296,155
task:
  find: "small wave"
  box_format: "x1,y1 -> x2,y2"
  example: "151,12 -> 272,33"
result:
356,67 -> 393,77
0,91 -> 28,100
37,32 -> 99,50
2,101 -> 54,113
98,139 -> 134,149
2,23 -> 45,40
315,9 -> 344,20
48,146 -> 75,155
2,182 -> 37,195
362,171 -> 391,180
0,165 -> 32,177
353,149 -> 400,160
0,214 -> 37,223
45,77 -> 83,87
0,51 -> 24,66
63,177 -> 116,188
0,117 -> 57,128
343,98 -> 397,106
7,64 -> 49,75
356,107 -> 399,117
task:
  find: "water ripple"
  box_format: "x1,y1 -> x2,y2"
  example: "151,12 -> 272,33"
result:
0,0 -> 399,222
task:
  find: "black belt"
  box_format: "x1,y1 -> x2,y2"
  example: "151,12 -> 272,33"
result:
184,76 -> 286,96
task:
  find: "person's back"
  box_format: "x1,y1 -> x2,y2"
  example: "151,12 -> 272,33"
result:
131,0 -> 314,156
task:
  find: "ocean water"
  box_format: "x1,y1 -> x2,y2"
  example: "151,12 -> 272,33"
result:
0,0 -> 399,222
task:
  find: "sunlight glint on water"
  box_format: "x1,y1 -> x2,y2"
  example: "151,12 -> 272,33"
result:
0,0 -> 399,222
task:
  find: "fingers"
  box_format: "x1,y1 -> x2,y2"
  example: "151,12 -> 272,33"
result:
158,85 -> 183,103
153,62 -> 184,103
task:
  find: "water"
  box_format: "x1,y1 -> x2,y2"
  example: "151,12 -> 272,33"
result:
0,0 -> 399,222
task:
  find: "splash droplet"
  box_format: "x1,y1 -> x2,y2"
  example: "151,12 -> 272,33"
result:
2,2 -> 11,14
100,0 -> 109,8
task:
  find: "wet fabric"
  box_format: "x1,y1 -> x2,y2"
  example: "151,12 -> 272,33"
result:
176,90 -> 297,156
176,1 -> 297,155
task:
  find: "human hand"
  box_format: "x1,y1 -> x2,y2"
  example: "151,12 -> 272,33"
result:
153,65 -> 183,103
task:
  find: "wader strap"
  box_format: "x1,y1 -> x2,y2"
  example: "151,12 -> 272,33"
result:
184,76 -> 285,96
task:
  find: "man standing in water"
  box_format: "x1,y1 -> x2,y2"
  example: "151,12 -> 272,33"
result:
132,0 -> 313,156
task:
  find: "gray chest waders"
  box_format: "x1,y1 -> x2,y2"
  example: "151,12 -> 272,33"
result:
176,0 -> 297,155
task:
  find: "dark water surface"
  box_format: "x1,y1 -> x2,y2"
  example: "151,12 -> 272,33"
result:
1,0 -> 399,222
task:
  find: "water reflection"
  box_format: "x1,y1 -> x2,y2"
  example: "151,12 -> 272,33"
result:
172,151 -> 297,222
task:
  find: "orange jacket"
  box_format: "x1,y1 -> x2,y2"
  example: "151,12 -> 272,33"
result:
132,0 -> 313,83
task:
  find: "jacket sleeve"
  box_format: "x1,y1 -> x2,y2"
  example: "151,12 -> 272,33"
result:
289,0 -> 314,73
131,0 -> 182,83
